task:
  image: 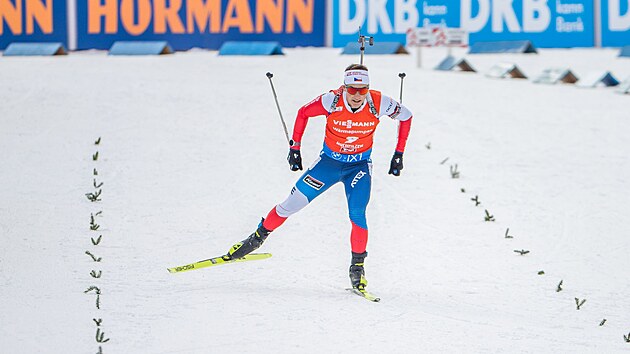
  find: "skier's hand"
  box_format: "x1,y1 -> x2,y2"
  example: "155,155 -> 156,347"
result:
288,148 -> 303,171
388,152 -> 404,176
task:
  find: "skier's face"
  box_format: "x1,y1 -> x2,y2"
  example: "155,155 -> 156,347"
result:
345,85 -> 369,109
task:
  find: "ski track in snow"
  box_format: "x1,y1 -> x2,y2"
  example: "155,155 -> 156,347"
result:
0,47 -> 628,353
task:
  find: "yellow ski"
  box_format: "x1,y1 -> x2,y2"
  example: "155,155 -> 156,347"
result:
347,288 -> 381,302
167,253 -> 272,273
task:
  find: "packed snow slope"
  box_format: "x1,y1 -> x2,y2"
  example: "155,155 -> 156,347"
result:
0,47 -> 628,353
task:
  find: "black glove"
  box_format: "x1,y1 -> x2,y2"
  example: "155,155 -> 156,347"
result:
288,148 -> 303,171
388,152 -> 404,176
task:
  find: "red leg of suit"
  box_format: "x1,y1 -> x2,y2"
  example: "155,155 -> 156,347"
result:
262,207 -> 287,231
351,222 -> 368,254
262,207 -> 368,254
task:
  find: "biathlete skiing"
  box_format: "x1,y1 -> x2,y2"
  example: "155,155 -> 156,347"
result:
223,63 -> 414,295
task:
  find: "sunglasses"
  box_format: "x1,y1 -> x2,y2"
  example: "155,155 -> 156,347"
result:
345,86 -> 369,95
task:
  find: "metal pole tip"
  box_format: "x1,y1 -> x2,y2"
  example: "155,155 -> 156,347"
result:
266,72 -> 273,78
398,73 -> 406,78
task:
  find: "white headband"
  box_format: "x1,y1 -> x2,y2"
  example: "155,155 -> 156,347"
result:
344,70 -> 370,86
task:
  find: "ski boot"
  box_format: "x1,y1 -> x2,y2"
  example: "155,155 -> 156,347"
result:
224,220 -> 271,260
349,251 -> 368,290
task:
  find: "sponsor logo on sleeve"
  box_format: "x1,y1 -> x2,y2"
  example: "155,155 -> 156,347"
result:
390,104 -> 402,119
385,100 -> 394,112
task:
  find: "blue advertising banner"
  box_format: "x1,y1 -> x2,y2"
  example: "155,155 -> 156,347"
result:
0,0 -> 68,50
333,0 -> 459,47
76,0 -> 326,50
466,0 -> 594,48
332,0 -> 594,48
601,0 -> 630,47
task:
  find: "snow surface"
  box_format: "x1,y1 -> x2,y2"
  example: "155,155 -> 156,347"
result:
0,47 -> 629,354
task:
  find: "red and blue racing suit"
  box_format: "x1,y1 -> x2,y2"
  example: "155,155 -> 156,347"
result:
260,87 -> 412,253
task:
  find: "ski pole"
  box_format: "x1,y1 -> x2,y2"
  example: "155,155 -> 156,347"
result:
398,72 -> 406,103
357,26 -> 374,65
265,72 -> 291,144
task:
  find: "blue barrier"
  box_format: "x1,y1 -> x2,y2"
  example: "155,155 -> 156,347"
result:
576,72 -> 619,88
469,40 -> 537,54
3,42 -> 67,56
435,56 -> 476,72
620,46 -> 630,58
218,41 -> 284,56
486,63 -> 527,79
532,68 -> 578,84
109,41 -> 173,55
341,42 -> 408,55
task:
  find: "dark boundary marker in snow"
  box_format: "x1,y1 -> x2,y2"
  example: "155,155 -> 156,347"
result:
486,62 -> 527,79
532,68 -> 578,84
435,56 -> 476,72
3,42 -> 67,56
218,41 -> 284,56
109,41 -> 173,56
341,42 -> 409,56
469,40 -> 537,54
619,46 -> 630,58
576,71 -> 619,88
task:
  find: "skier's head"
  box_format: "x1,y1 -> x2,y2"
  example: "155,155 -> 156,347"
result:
344,64 -> 369,109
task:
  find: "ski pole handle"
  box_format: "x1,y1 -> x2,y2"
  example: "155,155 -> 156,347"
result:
398,72 -> 406,103
357,26 -> 374,65
266,72 -> 291,144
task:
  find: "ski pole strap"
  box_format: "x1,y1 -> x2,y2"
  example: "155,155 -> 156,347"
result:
366,94 -> 377,115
